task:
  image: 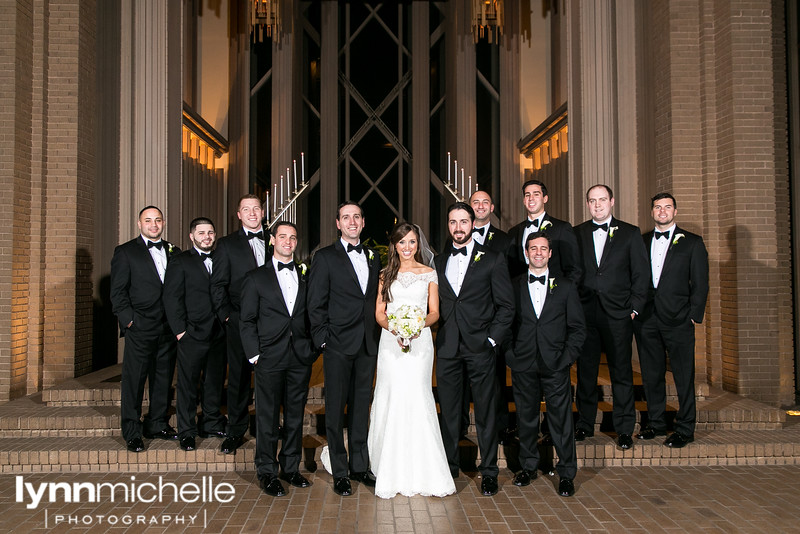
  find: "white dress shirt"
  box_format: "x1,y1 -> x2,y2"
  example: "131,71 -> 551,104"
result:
650,224 -> 675,288
273,257 -> 299,316
194,246 -> 212,275
445,240 -> 474,297
592,216 -> 612,267
143,236 -> 167,283
246,230 -> 267,267
342,238 -> 369,294
527,268 -> 549,318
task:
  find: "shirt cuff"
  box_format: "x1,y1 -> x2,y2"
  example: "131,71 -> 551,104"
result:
488,337 -> 496,347
248,355 -> 259,364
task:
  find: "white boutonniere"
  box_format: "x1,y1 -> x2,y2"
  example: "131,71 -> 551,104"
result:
672,233 -> 685,245
548,277 -> 557,294
368,250 -> 374,261
298,263 -> 308,276
167,242 -> 174,254
540,220 -> 552,231
487,231 -> 494,242
609,226 -> 619,238
474,251 -> 485,263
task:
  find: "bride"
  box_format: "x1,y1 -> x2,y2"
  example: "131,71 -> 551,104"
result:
367,222 -> 456,499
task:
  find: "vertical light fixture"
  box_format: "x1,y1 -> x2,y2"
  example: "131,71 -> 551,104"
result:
472,0 -> 504,43
252,0 -> 282,43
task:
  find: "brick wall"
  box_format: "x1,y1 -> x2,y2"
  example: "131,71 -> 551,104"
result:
649,0 -> 793,405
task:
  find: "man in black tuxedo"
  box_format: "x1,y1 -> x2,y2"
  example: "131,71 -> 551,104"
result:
469,190 -> 514,443
507,180 -> 582,283
110,206 -> 180,452
434,202 -> 514,497
634,193 -> 709,448
307,201 -> 381,497
240,222 -> 318,497
211,194 -> 268,454
508,232 -> 585,497
163,217 -> 227,452
574,185 -> 649,450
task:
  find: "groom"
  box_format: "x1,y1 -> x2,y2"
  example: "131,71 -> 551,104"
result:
434,202 -> 514,496
307,201 -> 381,497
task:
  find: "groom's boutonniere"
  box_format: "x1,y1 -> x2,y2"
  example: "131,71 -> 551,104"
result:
548,278 -> 557,294
609,226 -> 619,238
672,233 -> 685,245
487,231 -> 494,242
540,220 -> 552,231
474,251 -> 485,263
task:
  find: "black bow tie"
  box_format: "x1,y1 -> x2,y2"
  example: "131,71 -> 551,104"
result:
247,231 -> 264,241
526,219 -> 541,229
450,246 -> 468,257
655,231 -> 669,240
199,252 -> 211,260
147,240 -> 163,250
593,222 -> 609,232
347,243 -> 363,254
529,274 -> 546,285
278,261 -> 295,271
472,227 -> 485,236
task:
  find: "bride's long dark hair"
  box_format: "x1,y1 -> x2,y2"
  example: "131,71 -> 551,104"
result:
380,222 -> 424,303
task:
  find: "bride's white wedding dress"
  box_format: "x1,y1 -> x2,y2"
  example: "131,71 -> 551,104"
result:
367,270 -> 456,499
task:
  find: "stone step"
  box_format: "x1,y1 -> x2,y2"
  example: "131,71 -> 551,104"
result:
3,425 -> 800,475
41,364 -> 705,407
5,385 -> 783,438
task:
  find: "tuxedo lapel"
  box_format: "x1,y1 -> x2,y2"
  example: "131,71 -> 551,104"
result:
188,248 -> 210,279
435,254 -> 456,298
236,229 -> 259,271
598,219 -> 617,267
265,263 -> 292,316
137,236 -> 163,284
459,245 -> 483,290
521,278 -> 539,323
661,227 -> 682,273
334,240 -> 363,292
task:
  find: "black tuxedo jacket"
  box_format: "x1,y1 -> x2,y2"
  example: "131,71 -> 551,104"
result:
640,227 -> 709,326
307,241 -> 381,355
163,248 -> 221,342
508,274 -> 586,372
445,224 -> 510,255
434,243 -> 515,359
507,213 -> 582,283
574,217 -> 650,319
210,228 -> 260,320
239,262 -> 317,367
110,236 -> 180,335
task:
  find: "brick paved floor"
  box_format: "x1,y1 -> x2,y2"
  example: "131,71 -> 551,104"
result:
2,465 -> 799,533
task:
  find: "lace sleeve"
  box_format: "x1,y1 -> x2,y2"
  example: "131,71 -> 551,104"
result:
423,269 -> 438,286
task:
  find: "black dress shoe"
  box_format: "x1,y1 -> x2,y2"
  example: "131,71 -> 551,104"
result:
333,477 -> 353,496
349,470 -> 377,487
220,435 -> 244,454
636,427 -> 668,440
179,436 -> 196,451
280,472 -> 311,488
126,437 -> 145,453
574,428 -> 594,441
558,478 -> 575,497
480,475 -> 499,496
198,429 -> 226,438
260,476 -> 286,497
144,426 -> 179,440
664,432 -> 694,448
617,434 -> 634,450
512,469 -> 537,487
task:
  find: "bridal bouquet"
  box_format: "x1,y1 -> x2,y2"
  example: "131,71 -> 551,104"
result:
387,305 -> 426,353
